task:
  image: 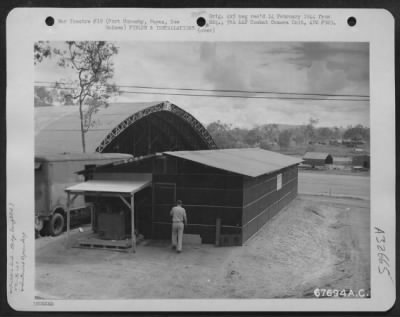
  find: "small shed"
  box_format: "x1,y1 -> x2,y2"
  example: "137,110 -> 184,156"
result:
352,154 -> 370,169
80,148 -> 301,247
65,174 -> 152,252
303,152 -> 333,167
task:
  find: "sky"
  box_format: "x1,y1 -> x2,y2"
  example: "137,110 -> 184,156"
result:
35,41 -> 369,128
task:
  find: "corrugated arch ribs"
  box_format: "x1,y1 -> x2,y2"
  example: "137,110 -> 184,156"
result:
95,101 -> 217,153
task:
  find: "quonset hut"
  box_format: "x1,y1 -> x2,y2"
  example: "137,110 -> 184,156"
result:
77,148 -> 302,246
35,101 -> 217,155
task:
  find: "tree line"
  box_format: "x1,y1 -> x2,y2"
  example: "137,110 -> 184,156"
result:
206,119 -> 370,150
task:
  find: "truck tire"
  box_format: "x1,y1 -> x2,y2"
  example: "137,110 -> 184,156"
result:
48,213 -> 65,236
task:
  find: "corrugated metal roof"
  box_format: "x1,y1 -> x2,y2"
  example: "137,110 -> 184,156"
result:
65,174 -> 152,194
164,148 -> 302,177
35,152 -> 133,162
35,102 -> 162,154
303,152 -> 332,160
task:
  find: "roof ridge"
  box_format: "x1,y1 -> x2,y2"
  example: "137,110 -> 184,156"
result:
164,148 -> 302,177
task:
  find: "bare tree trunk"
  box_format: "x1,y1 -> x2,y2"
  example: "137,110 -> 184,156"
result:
79,102 -> 86,153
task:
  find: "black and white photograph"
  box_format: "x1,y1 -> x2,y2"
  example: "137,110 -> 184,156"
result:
6,8 -> 395,312
33,40 -> 372,299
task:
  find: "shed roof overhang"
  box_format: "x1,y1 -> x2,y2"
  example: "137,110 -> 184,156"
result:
65,174 -> 152,196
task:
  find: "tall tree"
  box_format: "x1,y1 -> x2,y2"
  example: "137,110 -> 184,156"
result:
34,86 -> 54,107
206,121 -> 236,148
278,130 -> 292,148
304,117 -> 319,144
244,128 -> 262,146
316,127 -> 333,141
54,41 -> 119,152
343,124 -> 370,142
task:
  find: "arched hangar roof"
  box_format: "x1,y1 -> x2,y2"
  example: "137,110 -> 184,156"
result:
35,101 -> 217,155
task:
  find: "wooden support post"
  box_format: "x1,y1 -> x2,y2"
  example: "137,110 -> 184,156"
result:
215,217 -> 221,247
66,192 -> 71,249
90,203 -> 94,232
130,194 -> 136,253
118,195 -> 131,210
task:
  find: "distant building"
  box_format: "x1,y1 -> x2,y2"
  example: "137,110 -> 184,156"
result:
342,138 -> 366,147
329,139 -> 342,145
303,152 -> 333,167
352,154 -> 370,169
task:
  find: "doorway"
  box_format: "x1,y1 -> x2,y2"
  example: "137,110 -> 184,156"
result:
152,182 -> 176,239
134,186 -> 153,239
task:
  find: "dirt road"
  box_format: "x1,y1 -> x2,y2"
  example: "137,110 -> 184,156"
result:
299,171 -> 370,200
35,195 -> 370,299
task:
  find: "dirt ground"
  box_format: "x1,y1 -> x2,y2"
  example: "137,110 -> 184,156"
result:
35,195 -> 370,299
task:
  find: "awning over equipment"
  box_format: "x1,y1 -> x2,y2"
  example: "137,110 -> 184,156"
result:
64,174 -> 152,253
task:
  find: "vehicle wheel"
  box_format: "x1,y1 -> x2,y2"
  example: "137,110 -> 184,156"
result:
40,221 -> 49,236
35,217 -> 44,232
49,213 -> 65,236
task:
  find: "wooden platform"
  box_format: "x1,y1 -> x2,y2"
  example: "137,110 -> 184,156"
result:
74,237 -> 133,252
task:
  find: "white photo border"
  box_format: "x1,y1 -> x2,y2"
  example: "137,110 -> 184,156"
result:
6,7 -> 396,311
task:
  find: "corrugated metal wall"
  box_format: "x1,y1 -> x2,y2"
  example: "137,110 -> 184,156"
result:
152,157 -> 243,243
241,166 -> 298,243
93,155 -> 299,245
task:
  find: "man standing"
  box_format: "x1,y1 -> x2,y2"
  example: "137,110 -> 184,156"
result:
170,200 -> 187,253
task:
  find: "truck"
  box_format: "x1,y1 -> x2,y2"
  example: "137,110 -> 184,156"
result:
35,152 -> 133,236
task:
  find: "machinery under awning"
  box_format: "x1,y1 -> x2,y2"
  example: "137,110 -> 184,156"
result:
64,174 -> 152,252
